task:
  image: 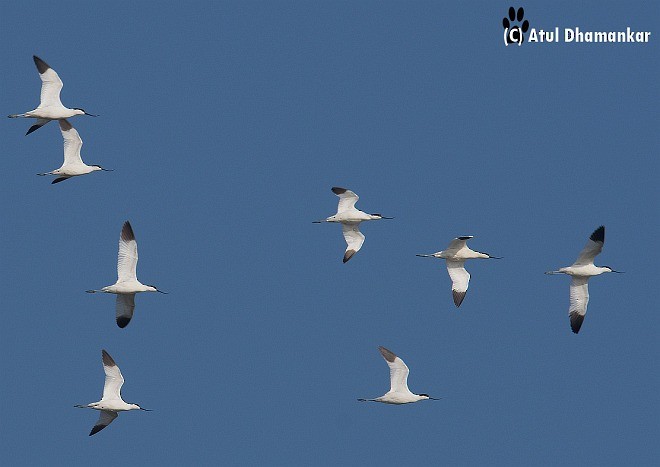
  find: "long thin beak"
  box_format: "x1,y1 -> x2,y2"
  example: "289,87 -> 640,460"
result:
86,289 -> 99,293
85,112 -> 98,117
101,168 -> 113,172
427,396 -> 442,400
312,220 -> 324,224
611,270 -> 624,273
416,254 -> 433,257
545,271 -> 559,275
489,256 -> 503,259
381,216 -> 394,220
140,408 -> 152,411
157,289 -> 168,294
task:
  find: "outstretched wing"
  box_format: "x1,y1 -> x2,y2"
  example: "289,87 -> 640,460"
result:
378,346 -> 410,394
59,119 -> 84,167
115,294 -> 136,329
332,187 -> 359,213
117,221 -> 138,282
341,223 -> 365,263
574,226 -> 604,266
34,56 -> 64,108
26,118 -> 50,135
101,349 -> 125,401
446,260 -> 470,307
569,276 -> 590,333
445,236 -> 472,253
89,410 -> 118,436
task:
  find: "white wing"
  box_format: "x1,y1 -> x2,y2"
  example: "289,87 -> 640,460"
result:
445,236 -> 472,253
569,276 -> 590,333
100,350 -> 124,401
115,294 -> 136,329
33,56 -> 64,108
59,119 -> 84,167
341,223 -> 365,263
117,221 -> 138,282
446,260 -> 470,307
574,226 -> 604,266
332,187 -> 359,213
378,346 -> 410,394
89,410 -> 118,436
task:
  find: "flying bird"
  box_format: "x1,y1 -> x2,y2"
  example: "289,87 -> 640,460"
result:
8,55 -> 96,135
37,119 -> 111,184
87,221 -> 166,328
358,346 -> 439,404
417,236 -> 501,307
313,187 -> 392,263
75,350 -> 150,436
546,225 -> 621,334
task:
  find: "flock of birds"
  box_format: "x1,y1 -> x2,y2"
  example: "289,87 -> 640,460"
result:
8,56 -> 621,434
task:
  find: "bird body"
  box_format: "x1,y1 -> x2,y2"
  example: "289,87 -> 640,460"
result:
87,221 -> 165,328
314,187 -> 392,263
545,226 -> 619,333
417,236 -> 500,307
75,350 -> 149,436
37,119 -> 110,184
8,56 -> 96,135
358,346 -> 438,405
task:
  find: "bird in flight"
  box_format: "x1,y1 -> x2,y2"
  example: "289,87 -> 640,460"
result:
545,225 -> 621,333
75,350 -> 150,436
358,346 -> 440,404
314,187 -> 392,263
87,221 -> 166,328
417,236 -> 501,307
37,119 -> 111,184
8,55 -> 96,135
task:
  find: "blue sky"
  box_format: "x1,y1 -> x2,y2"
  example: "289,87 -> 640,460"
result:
1,1 -> 658,465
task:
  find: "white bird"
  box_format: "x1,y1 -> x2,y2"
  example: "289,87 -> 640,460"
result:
417,236 -> 501,307
546,225 -> 621,334
75,349 -> 150,436
37,119 -> 111,184
8,55 -> 96,135
358,346 -> 439,404
87,221 -> 166,328
313,187 -> 393,263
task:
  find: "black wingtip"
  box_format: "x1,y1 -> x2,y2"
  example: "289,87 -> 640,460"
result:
101,350 -> 117,366
343,249 -> 356,263
116,317 -> 131,328
26,124 -> 42,135
452,290 -> 466,307
570,312 -> 584,334
121,221 -> 135,242
590,226 -> 605,243
33,55 -> 50,74
89,425 -> 105,436
331,187 -> 347,195
52,177 -> 69,184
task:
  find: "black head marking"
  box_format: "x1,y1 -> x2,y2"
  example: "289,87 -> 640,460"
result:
331,187 -> 347,195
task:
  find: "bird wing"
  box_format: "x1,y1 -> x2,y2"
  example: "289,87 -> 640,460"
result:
378,346 -> 410,394
445,236 -> 472,253
341,223 -> 365,263
446,260 -> 470,307
574,226 -> 604,265
117,221 -> 138,282
569,276 -> 590,333
59,119 -> 84,167
33,56 -> 64,108
101,349 -> 125,401
115,294 -> 136,329
332,187 -> 359,213
26,119 -> 50,135
89,410 -> 118,436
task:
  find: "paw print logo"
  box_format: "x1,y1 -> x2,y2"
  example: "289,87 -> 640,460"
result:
502,7 -> 530,46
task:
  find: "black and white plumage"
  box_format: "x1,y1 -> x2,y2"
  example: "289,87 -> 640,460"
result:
546,226 -> 620,333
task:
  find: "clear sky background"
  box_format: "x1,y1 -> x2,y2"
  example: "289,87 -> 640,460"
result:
1,1 -> 658,465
